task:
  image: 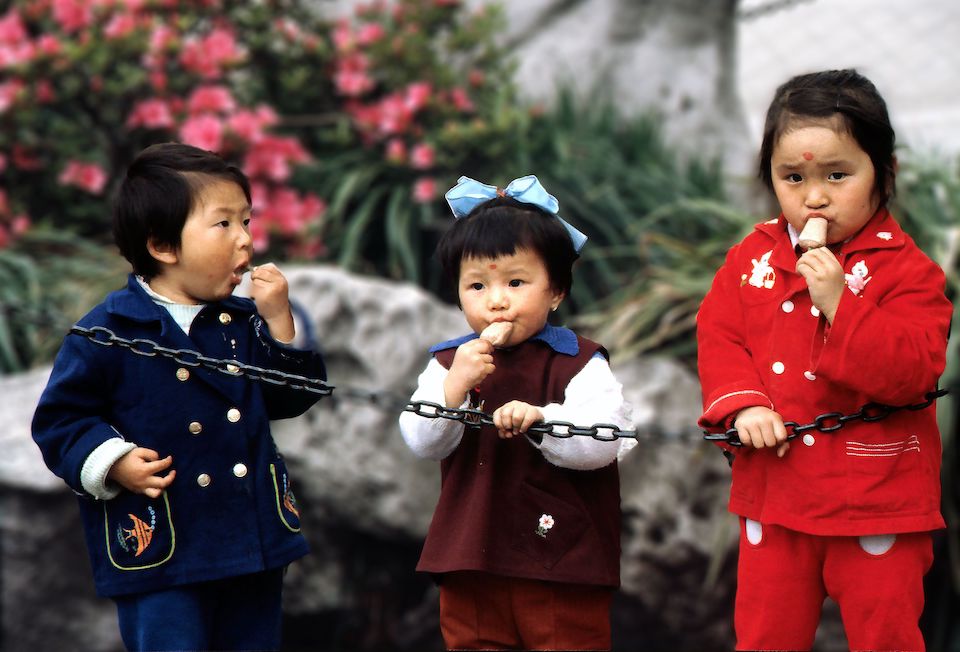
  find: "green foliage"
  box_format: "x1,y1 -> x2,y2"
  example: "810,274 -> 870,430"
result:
0,229 -> 126,372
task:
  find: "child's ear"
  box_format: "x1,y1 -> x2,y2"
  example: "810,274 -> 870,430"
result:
550,289 -> 565,312
147,238 -> 178,265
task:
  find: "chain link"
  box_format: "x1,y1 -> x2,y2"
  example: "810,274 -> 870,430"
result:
71,325 -> 335,396
703,389 -> 948,446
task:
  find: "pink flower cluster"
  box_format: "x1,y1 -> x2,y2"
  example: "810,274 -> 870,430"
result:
1,1 -> 325,256
331,3 -> 478,203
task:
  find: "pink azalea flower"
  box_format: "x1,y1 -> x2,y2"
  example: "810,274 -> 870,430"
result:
11,213 -> 30,235
243,136 -> 310,182
404,81 -> 431,112
179,115 -> 224,152
180,28 -> 242,79
227,106 -> 278,144
410,143 -> 434,169
148,23 -> 178,54
334,54 -> 374,97
0,79 -> 24,114
377,93 -> 413,136
35,34 -> 63,56
356,22 -> 385,45
0,10 -> 28,45
332,19 -> 354,53
103,13 -> 138,39
187,86 -> 236,115
51,0 -> 94,33
385,138 -> 406,164
412,177 -> 436,203
0,42 -> 34,68
148,69 -> 167,92
58,160 -> 108,195
126,98 -> 175,129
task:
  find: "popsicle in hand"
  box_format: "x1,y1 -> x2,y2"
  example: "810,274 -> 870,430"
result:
479,321 -> 513,347
798,217 -> 828,250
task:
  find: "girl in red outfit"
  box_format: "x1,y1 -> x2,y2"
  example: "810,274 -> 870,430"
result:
697,69 -> 952,651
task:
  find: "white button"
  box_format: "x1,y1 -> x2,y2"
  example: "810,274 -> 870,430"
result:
772,361 -> 785,374
197,473 -> 211,487
811,306 -> 821,317
804,371 -> 817,381
232,463 -> 248,478
781,300 -> 795,313
227,408 -> 241,423
802,434 -> 816,447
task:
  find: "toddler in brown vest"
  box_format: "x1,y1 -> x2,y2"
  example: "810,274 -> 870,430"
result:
399,175 -> 635,650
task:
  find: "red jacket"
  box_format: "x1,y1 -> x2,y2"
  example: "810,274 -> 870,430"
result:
697,209 -> 952,536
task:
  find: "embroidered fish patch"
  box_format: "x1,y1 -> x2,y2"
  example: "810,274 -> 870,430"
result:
116,506 -> 156,557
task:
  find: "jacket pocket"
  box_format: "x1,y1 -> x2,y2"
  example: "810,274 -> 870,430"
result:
104,492 -> 175,571
270,461 -> 302,533
509,481 -> 588,570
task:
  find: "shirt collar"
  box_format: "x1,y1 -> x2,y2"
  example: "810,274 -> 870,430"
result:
429,323 -> 579,356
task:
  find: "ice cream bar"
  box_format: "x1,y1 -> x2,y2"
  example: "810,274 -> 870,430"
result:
479,321 -> 512,347
798,217 -> 828,250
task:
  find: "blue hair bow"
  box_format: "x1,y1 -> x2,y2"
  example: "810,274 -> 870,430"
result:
444,175 -> 587,253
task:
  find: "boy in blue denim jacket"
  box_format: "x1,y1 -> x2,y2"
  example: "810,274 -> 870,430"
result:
32,143 -> 325,651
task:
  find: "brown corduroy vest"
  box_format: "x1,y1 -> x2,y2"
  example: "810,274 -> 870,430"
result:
417,335 -> 622,587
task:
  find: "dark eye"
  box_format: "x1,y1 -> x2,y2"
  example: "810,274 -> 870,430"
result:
217,220 -> 230,228
828,171 -> 847,181
786,173 -> 802,183
509,279 -> 523,287
469,282 -> 483,291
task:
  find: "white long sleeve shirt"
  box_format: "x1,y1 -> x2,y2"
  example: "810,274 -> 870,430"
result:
399,354 -> 635,470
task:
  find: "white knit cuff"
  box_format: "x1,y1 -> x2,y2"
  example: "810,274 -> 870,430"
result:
80,438 -> 137,500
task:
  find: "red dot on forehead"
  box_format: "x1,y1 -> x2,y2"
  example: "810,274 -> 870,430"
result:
488,264 -> 497,269
803,151 -> 814,160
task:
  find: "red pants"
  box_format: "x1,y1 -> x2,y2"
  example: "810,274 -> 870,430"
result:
438,571 -> 613,650
735,519 -> 933,651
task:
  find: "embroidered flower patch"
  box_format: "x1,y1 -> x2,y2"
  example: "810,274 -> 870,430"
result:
844,260 -> 872,296
536,513 -> 554,538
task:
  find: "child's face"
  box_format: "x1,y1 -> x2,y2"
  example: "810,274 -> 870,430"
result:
458,248 -> 564,348
770,121 -> 880,246
149,179 -> 252,304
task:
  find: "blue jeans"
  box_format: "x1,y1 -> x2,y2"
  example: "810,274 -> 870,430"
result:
113,568 -> 284,651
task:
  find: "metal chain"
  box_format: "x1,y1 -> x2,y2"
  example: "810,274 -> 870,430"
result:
703,389 -> 949,447
68,326 -> 644,441
404,400 -> 646,442
68,326 -> 949,444
70,325 -> 335,396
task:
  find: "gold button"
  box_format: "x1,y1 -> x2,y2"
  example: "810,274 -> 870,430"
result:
227,408 -> 241,423
232,463 -> 248,478
197,473 -> 211,487
176,368 -> 190,381
188,421 -> 202,435
226,363 -> 240,375
219,312 -> 232,325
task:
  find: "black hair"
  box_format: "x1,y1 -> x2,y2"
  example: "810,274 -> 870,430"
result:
758,69 -> 896,205
112,142 -> 251,279
435,196 -> 578,297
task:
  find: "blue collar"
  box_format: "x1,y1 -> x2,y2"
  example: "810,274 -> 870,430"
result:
429,323 -> 579,356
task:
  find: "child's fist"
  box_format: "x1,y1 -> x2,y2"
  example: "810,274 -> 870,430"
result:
443,338 -> 495,407
493,400 -> 544,439
249,263 -> 295,342
107,447 -> 176,498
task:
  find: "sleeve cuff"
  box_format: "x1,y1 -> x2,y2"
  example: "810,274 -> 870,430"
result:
80,438 -> 136,500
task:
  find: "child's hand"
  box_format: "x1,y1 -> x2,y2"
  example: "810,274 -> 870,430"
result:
107,447 -> 176,498
734,406 -> 791,458
493,400 -> 544,439
249,263 -> 295,342
444,338 -> 495,407
796,247 -> 845,324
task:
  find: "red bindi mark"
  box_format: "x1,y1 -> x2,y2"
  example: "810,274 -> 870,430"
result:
802,151 -> 814,161
488,264 -> 497,269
